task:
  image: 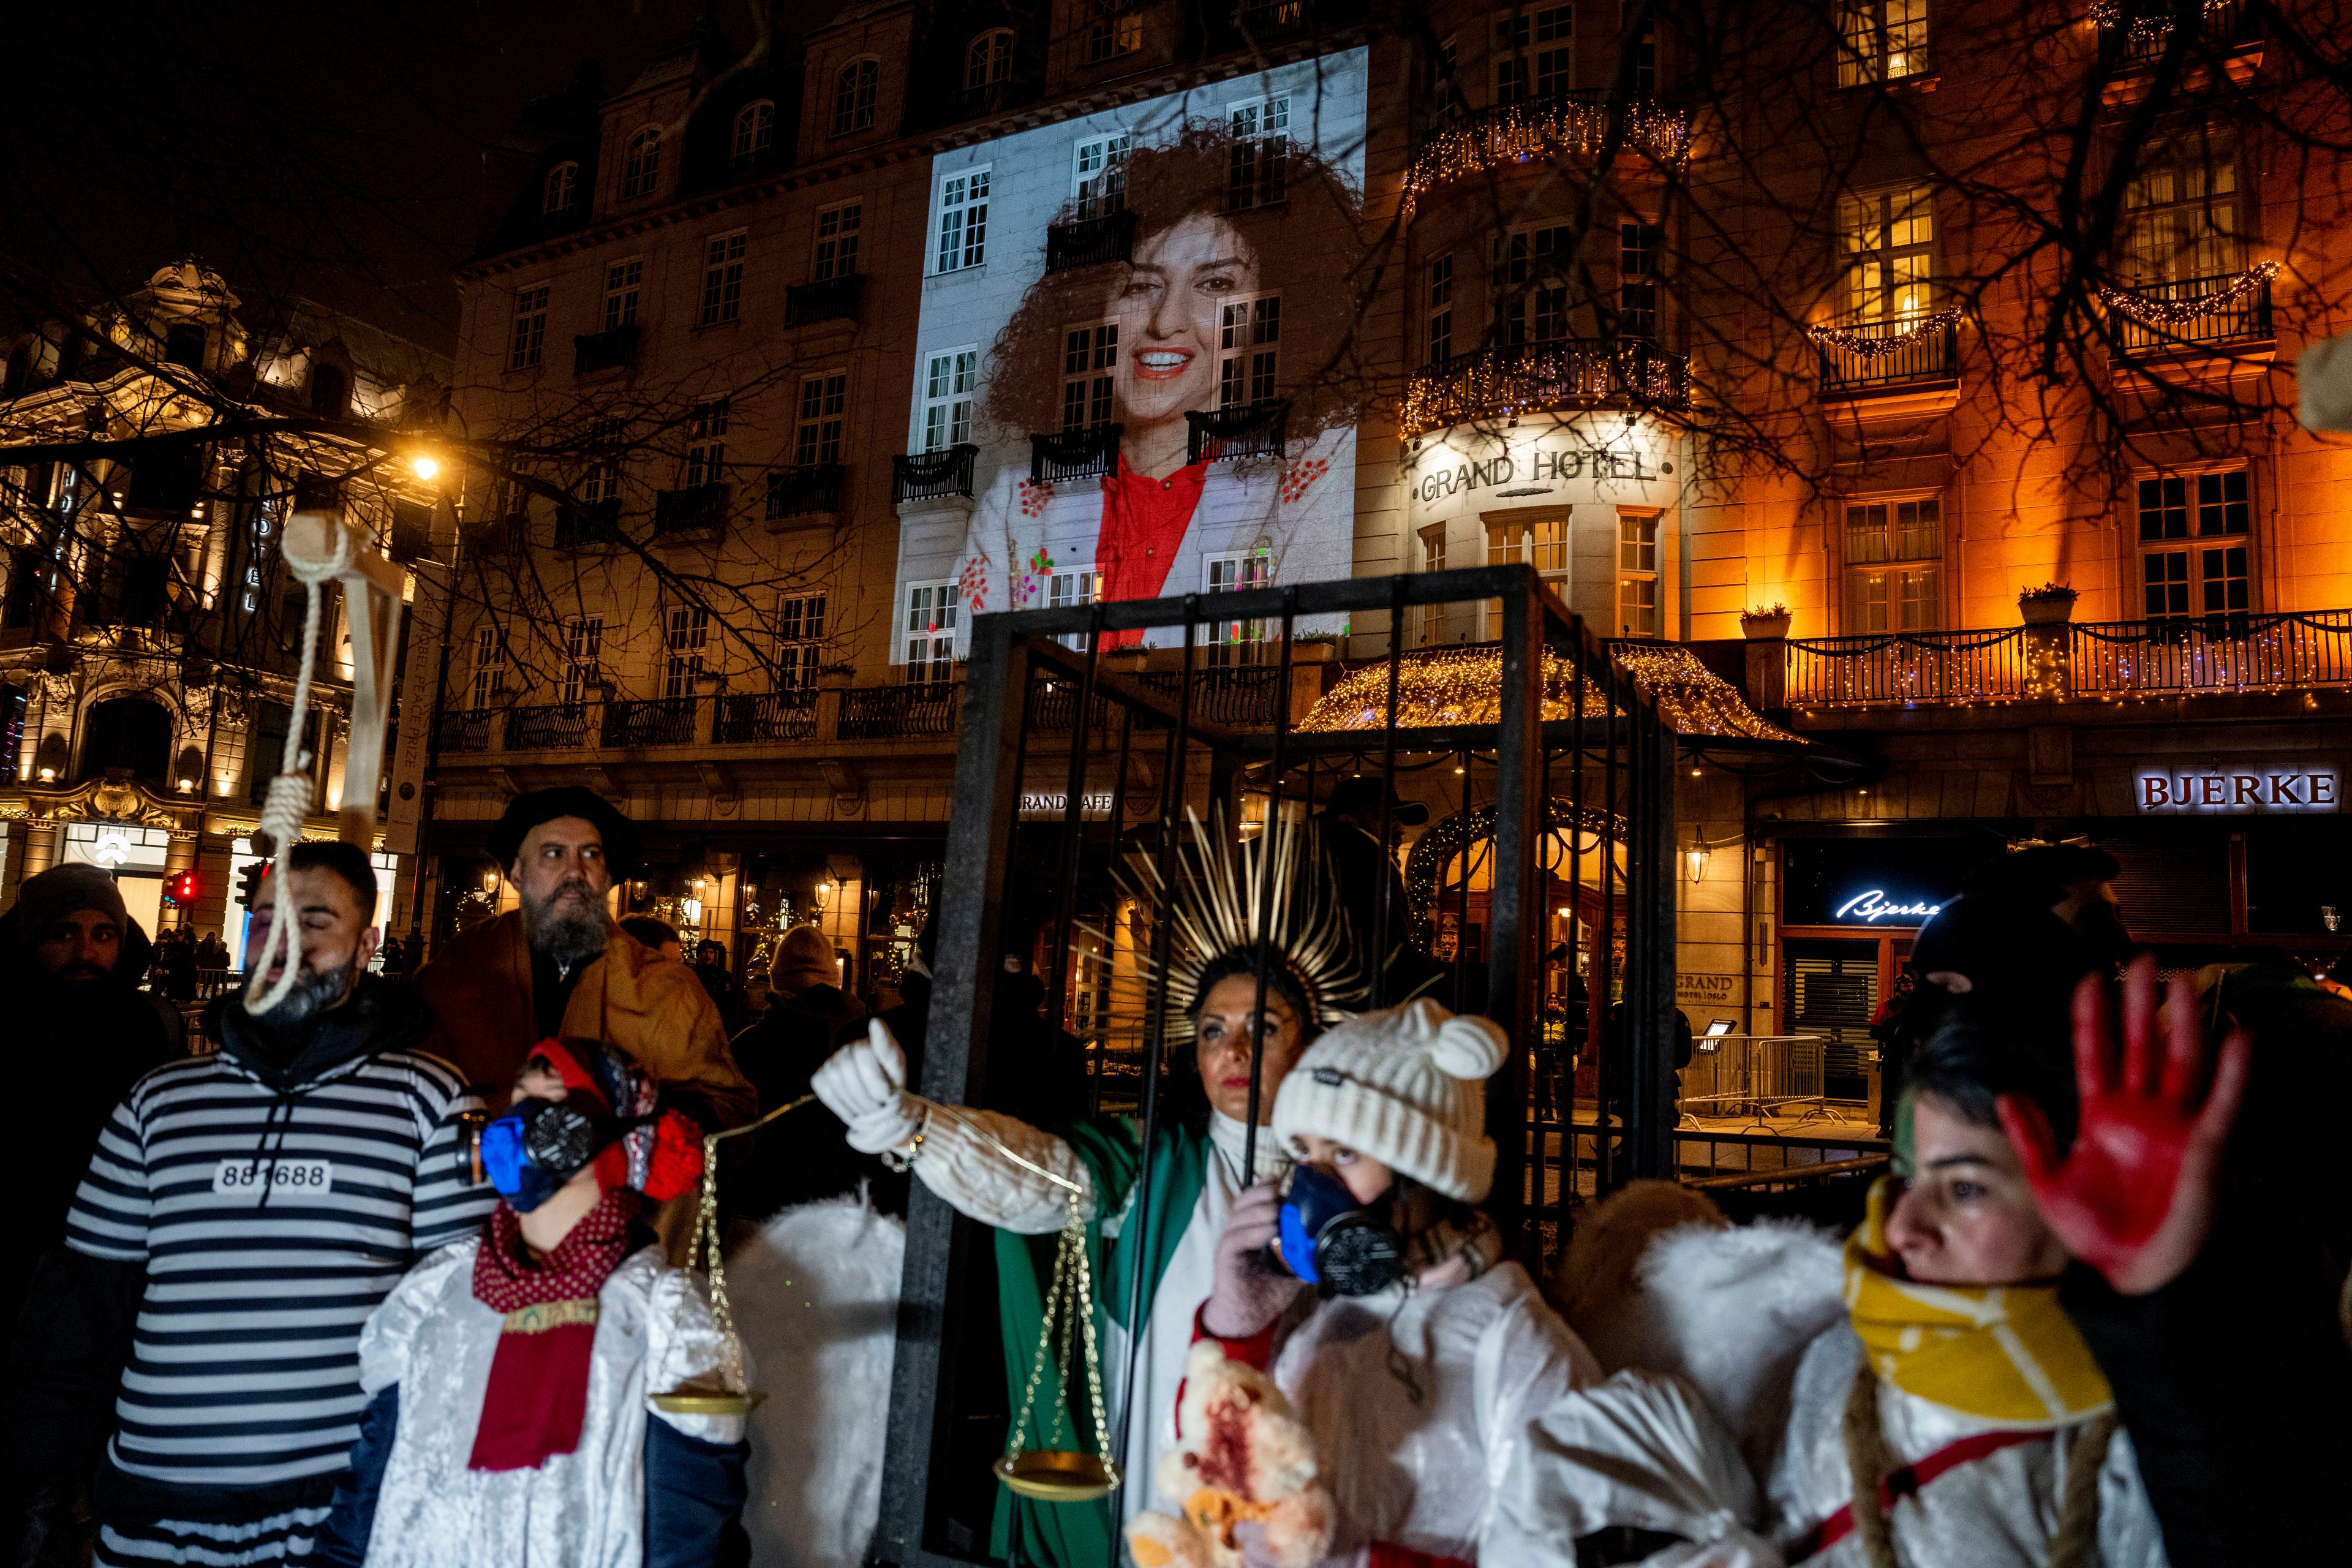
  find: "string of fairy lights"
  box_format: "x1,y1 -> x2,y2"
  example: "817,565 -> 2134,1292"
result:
1805,308 -> 1962,359
1401,96 -> 1691,217
2096,261 -> 2277,327
1294,644 -> 1800,742
2086,0 -> 2234,43
1399,342 -> 1689,440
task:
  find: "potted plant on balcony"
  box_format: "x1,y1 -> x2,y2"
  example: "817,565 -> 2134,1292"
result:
1289,631 -> 1344,663
2018,582 -> 2079,626
1740,603 -> 1792,639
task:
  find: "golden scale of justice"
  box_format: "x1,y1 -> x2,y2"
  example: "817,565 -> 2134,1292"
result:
649,1097 -> 1125,1507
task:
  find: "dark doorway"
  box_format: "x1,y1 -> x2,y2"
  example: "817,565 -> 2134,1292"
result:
81,696 -> 174,782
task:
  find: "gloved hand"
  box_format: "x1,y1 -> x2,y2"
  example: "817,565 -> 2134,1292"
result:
812,1019 -> 925,1155
1201,1180 -> 1308,1340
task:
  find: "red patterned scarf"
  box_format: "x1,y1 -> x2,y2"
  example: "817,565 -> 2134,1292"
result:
468,1186 -> 641,1471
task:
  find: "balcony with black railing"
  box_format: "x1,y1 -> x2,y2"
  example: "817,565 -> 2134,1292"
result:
573,324 -> 640,376
602,696 -> 700,747
2105,267 -> 2275,356
435,709 -> 498,753
1813,313 -> 1961,396
653,483 -> 729,538
1187,401 -> 1289,464
765,464 -> 845,523
1231,0 -> 1314,36
506,703 -> 590,750
465,513 -> 529,559
785,274 -> 864,328
1046,209 -> 1135,273
1403,93 -> 1691,213
1400,339 -> 1689,439
839,681 -> 960,739
2097,0 -> 2256,68
1030,424 -> 1121,484
892,445 -> 979,505
714,688 -> 819,743
553,497 -> 622,551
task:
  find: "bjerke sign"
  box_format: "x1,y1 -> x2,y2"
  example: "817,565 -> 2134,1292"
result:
2135,767 -> 2339,815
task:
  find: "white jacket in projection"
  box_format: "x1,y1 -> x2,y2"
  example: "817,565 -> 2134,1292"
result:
1493,1223 -> 2170,1568
948,429 -> 1354,644
349,1241 -> 744,1568
910,1104 -> 1289,1537
1248,1261 -> 1602,1566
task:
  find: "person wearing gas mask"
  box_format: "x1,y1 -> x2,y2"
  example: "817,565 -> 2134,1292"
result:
2,842 -> 495,1568
314,1039 -> 745,1567
810,815 -> 1364,1568
1193,997 -> 1599,1566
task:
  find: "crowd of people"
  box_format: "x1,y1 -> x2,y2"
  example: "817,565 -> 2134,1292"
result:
0,789 -> 2334,1568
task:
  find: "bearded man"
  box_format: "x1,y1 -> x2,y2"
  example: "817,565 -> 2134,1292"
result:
413,786 -> 752,1132
2,840 -> 494,1568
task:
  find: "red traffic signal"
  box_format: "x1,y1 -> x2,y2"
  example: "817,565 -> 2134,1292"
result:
164,870 -> 203,906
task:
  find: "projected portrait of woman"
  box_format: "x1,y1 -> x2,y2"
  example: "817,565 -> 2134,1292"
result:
953,123 -> 1365,647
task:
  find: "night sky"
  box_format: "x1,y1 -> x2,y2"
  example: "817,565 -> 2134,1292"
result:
1,1 -> 823,351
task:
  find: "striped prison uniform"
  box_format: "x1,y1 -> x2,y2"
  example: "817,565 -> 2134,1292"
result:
65,1045 -> 492,1566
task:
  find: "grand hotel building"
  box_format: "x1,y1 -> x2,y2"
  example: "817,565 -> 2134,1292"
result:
420,0 -> 2350,1110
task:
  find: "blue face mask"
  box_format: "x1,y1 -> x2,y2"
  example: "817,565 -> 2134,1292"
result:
1275,1163 -> 1405,1296
480,1098 -> 622,1213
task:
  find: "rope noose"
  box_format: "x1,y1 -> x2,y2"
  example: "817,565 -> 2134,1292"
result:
242,517 -> 355,1017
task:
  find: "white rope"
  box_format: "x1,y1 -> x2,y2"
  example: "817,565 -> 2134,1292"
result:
243,520 -> 354,1016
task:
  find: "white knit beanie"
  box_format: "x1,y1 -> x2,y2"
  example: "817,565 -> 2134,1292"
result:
1270,998 -> 1509,1202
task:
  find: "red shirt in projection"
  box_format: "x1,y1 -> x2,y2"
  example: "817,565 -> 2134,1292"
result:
1093,454 -> 1208,647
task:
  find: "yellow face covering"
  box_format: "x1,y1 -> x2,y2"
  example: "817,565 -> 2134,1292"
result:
1843,1177 -> 2113,1428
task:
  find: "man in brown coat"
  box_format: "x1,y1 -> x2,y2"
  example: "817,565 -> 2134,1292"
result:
414,787 -> 753,1134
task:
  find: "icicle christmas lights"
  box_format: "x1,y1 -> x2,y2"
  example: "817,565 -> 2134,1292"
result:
1806,308 -> 1962,359
1399,341 -> 1689,439
2097,262 -> 2277,326
1297,644 -> 1800,742
1401,97 -> 1690,216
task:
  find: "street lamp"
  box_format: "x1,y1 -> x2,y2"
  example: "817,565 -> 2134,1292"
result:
813,876 -> 836,912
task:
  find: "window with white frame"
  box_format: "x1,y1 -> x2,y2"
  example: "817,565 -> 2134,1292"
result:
1417,524 -> 1449,646
1624,0 -> 1659,92
796,372 -> 847,466
966,28 -> 1014,90
778,592 -> 827,690
1217,295 -> 1280,408
1619,221 -> 1662,338
560,616 -> 604,706
621,127 -> 662,198
510,284 -> 549,370
469,623 -> 508,709
1061,323 -> 1118,432
700,232 -> 747,326
1844,495 -> 1942,631
2123,127 -> 2242,286
833,59 -> 879,136
685,400 -> 729,488
1072,133 -> 1129,221
903,582 -> 958,682
1049,565 -> 1098,650
1836,0 -> 1928,87
2137,470 -> 2250,624
1204,550 -> 1273,666
1840,185 -> 1937,322
732,100 -> 775,161
541,161 -> 578,214
603,258 -> 643,330
1485,513 -> 1569,639
1085,1 -> 1141,63
579,419 -> 623,506
1617,511 -> 1661,635
1226,97 -> 1289,210
664,604 -> 710,698
935,167 -> 991,273
1494,225 -> 1574,344
1494,15 -> 1532,104
1427,254 -> 1456,364
813,201 -> 862,279
922,348 -> 979,451
1536,7 -> 1575,96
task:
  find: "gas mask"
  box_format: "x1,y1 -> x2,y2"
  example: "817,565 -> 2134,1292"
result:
1274,1163 -> 1405,1296
479,1096 -> 630,1213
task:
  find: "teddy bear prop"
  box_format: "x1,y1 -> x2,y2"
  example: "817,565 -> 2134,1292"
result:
1125,1340 -> 1336,1568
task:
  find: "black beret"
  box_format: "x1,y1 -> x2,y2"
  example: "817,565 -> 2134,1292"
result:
488,786 -> 635,872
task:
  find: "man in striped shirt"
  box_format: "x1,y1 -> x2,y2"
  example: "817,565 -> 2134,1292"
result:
2,840 -> 494,1567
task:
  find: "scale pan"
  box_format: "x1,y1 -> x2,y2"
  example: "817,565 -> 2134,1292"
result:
652,1389 -> 767,1416
994,1450 -> 1119,1502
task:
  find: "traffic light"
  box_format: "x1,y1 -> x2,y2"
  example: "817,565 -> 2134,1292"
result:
237,862 -> 270,908
164,870 -> 203,907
